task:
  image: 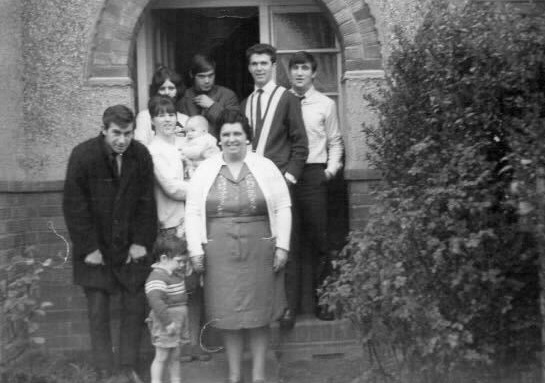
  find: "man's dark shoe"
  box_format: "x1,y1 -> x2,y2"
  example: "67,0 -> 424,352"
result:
315,305 -> 335,321
95,368 -> 112,381
193,344 -> 212,361
106,368 -> 144,383
125,369 -> 145,383
279,308 -> 296,330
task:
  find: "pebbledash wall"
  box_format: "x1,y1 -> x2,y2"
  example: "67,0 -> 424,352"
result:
0,0 -> 536,354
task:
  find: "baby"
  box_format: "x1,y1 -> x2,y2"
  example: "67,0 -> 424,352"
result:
179,115 -> 220,178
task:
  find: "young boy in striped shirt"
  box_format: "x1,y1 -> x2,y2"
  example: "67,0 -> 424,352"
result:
145,235 -> 190,383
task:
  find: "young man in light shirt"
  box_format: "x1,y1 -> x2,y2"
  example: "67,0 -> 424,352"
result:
288,51 -> 344,322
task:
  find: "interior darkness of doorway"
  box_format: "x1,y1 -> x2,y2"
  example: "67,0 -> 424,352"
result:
152,7 -> 259,100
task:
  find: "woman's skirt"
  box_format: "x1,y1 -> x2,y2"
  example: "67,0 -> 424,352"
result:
203,215 -> 286,330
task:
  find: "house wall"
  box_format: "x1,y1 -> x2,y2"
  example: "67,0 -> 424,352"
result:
1,0 -> 541,356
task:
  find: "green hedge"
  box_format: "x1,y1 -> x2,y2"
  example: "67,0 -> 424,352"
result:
322,1 -> 545,381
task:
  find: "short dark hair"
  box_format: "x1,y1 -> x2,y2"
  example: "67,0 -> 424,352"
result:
102,105 -> 134,130
149,66 -> 185,101
189,54 -> 216,77
148,95 -> 176,118
217,110 -> 253,142
288,51 -> 318,73
246,43 -> 276,64
152,233 -> 187,259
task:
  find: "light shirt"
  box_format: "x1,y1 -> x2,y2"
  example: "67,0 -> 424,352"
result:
291,86 -> 344,176
147,136 -> 188,229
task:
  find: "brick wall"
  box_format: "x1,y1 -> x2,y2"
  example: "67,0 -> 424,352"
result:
0,183 -> 158,356
0,183 -> 90,355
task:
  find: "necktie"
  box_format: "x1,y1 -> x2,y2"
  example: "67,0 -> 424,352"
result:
112,153 -> 122,178
116,154 -> 123,177
253,89 -> 264,150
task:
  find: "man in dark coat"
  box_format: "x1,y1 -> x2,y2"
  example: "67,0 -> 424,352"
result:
63,104 -> 157,383
241,43 -> 308,330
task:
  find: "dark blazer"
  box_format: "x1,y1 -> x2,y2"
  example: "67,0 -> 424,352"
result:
177,85 -> 240,136
63,135 -> 158,292
242,88 -> 308,180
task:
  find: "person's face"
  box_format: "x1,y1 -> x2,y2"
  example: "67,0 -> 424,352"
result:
103,122 -> 134,154
152,111 -> 177,138
194,70 -> 215,93
161,254 -> 185,273
248,53 -> 275,87
289,62 -> 316,93
186,123 -> 206,140
220,122 -> 247,157
157,79 -> 177,99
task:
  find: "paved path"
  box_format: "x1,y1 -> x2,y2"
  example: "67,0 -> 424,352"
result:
165,351 -> 279,383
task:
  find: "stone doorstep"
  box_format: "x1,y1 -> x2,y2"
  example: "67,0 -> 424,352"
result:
274,341 -> 362,362
270,315 -> 358,344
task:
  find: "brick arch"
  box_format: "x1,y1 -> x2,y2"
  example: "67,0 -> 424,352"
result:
87,0 -> 382,81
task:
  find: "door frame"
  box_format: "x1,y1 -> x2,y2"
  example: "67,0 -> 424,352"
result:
136,0 -> 339,111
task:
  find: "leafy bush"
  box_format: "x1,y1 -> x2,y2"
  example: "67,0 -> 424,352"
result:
1,350 -> 99,383
1,247 -> 54,366
322,2 -> 545,381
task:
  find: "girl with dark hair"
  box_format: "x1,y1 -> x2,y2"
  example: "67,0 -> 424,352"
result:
135,66 -> 189,145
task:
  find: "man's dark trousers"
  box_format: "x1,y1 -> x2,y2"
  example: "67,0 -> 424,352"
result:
84,285 -> 147,372
285,164 -> 329,314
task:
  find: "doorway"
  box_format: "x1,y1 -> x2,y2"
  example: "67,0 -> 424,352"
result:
148,7 -> 259,100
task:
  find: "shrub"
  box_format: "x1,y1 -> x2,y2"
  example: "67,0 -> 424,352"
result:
322,2 -> 545,381
1,247 -> 54,366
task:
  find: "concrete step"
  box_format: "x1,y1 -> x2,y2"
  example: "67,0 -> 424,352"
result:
271,314 -> 361,361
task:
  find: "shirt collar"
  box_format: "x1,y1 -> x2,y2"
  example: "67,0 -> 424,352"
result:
151,263 -> 173,275
290,85 -> 316,99
254,80 -> 276,95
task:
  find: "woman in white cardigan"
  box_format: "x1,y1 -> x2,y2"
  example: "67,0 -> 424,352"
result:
185,110 -> 291,383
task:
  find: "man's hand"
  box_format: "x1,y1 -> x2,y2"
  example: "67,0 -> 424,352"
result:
273,247 -> 288,272
324,169 -> 334,181
126,244 -> 147,263
193,95 -> 215,109
284,172 -> 297,185
84,249 -> 104,265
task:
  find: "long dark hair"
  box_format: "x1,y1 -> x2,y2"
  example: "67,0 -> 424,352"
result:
149,65 -> 185,102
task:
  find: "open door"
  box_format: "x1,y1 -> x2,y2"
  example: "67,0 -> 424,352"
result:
136,7 -> 259,111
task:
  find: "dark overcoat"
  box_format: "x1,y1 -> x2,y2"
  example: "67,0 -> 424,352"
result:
63,135 -> 158,292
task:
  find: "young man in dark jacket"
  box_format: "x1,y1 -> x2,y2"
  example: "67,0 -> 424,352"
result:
63,104 -> 157,383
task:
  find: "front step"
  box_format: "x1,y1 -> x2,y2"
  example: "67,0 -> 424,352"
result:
271,314 -> 362,361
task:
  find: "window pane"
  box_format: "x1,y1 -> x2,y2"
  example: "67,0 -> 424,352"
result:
273,12 -> 335,50
276,53 -> 338,93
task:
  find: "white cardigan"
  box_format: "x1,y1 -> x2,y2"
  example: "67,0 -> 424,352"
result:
147,136 -> 188,229
185,151 -> 292,258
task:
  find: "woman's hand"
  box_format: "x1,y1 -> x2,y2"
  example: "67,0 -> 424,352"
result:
273,247 -> 288,272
